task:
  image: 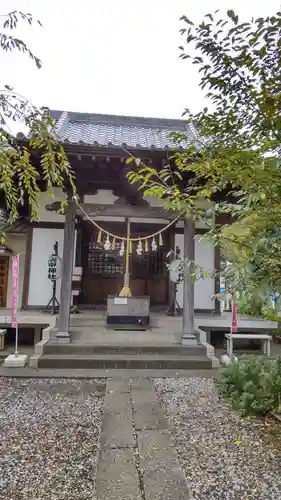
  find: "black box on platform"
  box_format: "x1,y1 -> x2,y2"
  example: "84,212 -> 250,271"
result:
106,295 -> 150,327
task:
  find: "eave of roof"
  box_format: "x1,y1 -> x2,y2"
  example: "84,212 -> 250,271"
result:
49,109 -> 197,152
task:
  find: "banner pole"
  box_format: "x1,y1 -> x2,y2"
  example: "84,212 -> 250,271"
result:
4,252 -> 27,368
14,297 -> 19,356
12,252 -> 24,357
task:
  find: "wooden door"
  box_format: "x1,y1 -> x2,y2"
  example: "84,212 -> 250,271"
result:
0,256 -> 9,307
81,224 -> 125,305
131,247 -> 169,305
81,221 -> 169,306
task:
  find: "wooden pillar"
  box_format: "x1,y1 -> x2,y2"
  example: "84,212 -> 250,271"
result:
73,218 -> 83,308
21,226 -> 33,309
167,227 -> 175,309
213,211 -> 222,315
181,217 -> 197,345
214,245 -> 221,315
56,197 -> 76,343
75,218 -> 83,267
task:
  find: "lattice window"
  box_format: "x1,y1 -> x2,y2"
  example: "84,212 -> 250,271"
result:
132,248 -> 167,279
87,240 -> 124,275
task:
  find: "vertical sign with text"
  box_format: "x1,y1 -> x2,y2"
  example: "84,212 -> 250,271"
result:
11,254 -> 19,328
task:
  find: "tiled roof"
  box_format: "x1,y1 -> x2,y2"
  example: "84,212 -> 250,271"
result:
49,109 -> 196,151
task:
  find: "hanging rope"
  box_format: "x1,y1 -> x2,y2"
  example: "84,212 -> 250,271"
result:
76,201 -> 183,242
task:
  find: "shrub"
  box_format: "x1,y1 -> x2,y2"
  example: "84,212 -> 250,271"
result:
216,356 -> 281,416
263,309 -> 281,338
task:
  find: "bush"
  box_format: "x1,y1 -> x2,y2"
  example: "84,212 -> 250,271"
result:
263,309 -> 281,338
216,356 -> 281,416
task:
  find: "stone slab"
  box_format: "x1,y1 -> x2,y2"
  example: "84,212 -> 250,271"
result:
100,411 -> 134,449
38,353 -> 212,369
106,378 -> 130,393
130,377 -> 151,391
138,429 -> 191,500
132,388 -> 168,430
103,391 -> 131,415
95,448 -> 142,500
101,382 -> 134,449
3,354 -> 28,368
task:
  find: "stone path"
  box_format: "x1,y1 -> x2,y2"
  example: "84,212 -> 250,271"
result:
95,378 -> 191,500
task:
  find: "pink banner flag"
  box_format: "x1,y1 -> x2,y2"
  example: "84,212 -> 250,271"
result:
11,254 -> 19,328
231,303 -> 238,334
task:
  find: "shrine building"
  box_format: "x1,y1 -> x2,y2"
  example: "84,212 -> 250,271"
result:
0,110 -> 220,324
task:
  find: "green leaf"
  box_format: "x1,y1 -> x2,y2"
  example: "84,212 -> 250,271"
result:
0,10 -> 76,234
126,157 -> 135,165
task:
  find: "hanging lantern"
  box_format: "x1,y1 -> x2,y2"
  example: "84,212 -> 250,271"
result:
144,239 -> 148,252
119,240 -> 125,256
129,240 -> 133,254
136,239 -> 143,255
151,236 -> 157,251
159,233 -> 163,246
104,234 -> 111,250
112,237 -> 116,250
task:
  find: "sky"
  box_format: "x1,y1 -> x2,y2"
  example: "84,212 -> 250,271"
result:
0,0 -> 280,120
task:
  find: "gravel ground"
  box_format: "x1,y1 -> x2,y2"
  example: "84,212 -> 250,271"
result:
0,378 -> 105,500
154,377 -> 281,500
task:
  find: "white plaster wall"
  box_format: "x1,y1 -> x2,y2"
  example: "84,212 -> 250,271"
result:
28,228 -> 77,306
5,234 -> 27,308
83,190 -> 211,228
83,190 -> 170,224
84,190 -> 119,205
82,189 -> 208,227
175,233 -> 215,310
36,188 -> 66,223
143,195 -> 166,207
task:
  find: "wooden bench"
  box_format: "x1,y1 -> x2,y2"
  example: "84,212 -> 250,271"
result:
0,329 -> 6,351
225,333 -> 272,357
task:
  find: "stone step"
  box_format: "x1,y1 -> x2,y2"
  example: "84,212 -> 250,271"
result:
0,352 -> 7,362
43,343 -> 206,356
38,353 -> 212,369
